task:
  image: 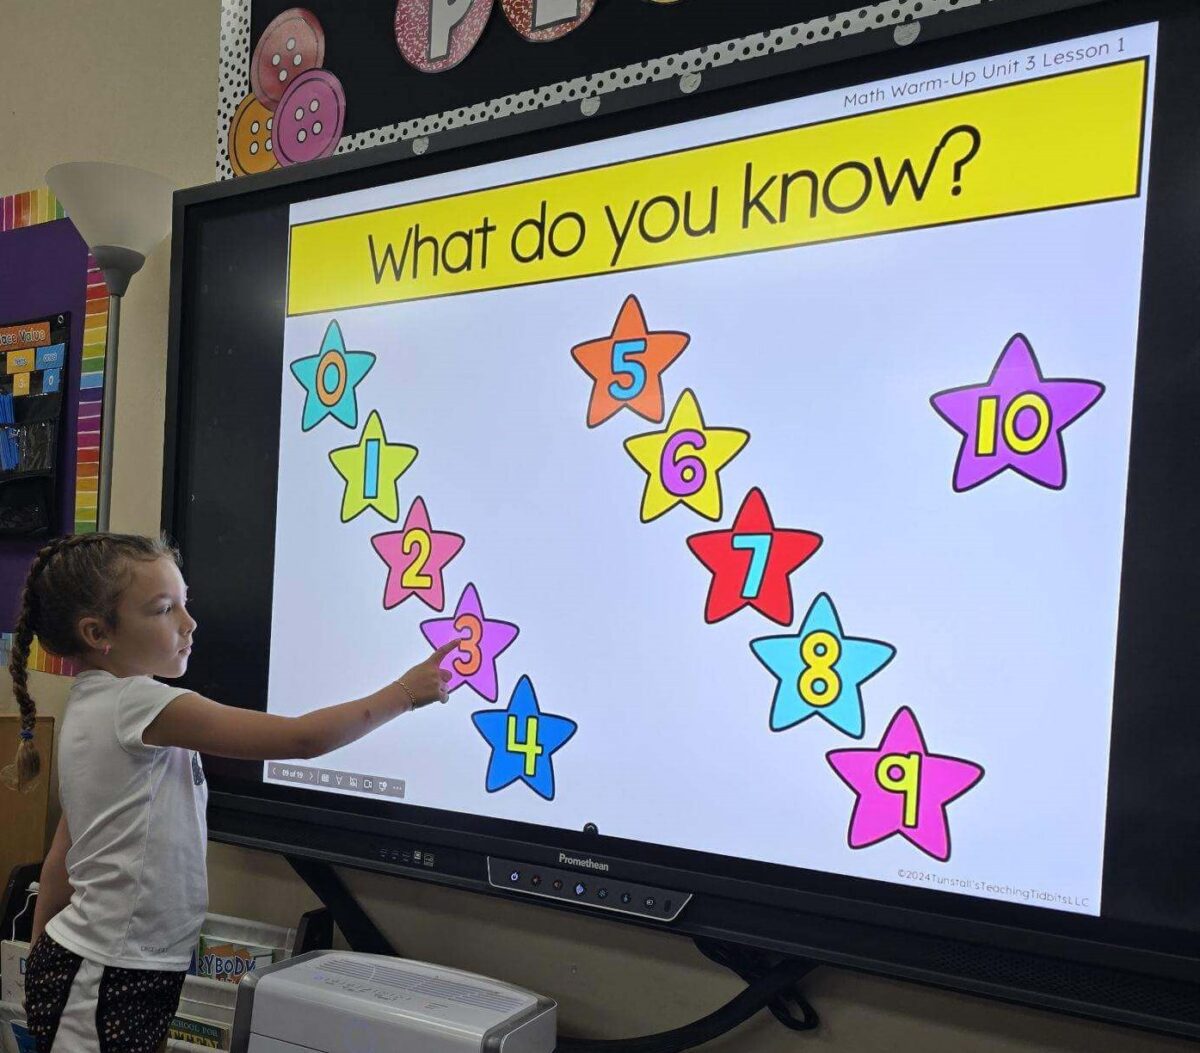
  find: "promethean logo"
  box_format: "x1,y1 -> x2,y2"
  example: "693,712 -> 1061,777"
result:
559,852 -> 610,872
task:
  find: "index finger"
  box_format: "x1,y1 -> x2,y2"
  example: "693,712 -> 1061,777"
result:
428,638 -> 463,662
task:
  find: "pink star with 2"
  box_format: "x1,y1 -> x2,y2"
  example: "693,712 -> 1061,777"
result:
372,497 -> 465,611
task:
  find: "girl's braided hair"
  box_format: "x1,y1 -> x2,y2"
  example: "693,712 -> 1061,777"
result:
9,533 -> 178,789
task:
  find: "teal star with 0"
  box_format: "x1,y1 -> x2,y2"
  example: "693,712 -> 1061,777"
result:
289,320 -> 376,431
750,593 -> 895,739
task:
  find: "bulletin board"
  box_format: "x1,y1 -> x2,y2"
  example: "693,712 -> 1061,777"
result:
215,0 -> 1049,180
0,189 -> 110,677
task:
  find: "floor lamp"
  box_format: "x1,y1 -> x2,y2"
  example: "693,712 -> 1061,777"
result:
45,162 -> 175,533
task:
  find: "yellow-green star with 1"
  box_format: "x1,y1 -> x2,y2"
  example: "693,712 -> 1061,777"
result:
328,411 -> 418,523
623,388 -> 749,522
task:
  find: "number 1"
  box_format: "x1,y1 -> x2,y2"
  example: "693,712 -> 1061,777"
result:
363,439 -> 380,499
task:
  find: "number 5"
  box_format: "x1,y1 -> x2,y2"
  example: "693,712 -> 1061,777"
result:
608,339 -> 647,401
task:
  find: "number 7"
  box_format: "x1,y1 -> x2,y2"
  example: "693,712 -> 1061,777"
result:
732,533 -> 771,599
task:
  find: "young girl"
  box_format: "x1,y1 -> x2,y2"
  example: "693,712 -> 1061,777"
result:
11,533 -> 458,1053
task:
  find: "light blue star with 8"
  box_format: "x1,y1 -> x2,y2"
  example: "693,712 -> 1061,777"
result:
472,676 -> 577,800
750,593 -> 895,739
289,320 -> 376,431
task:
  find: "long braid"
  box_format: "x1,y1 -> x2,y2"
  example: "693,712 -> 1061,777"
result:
10,539 -> 69,789
10,533 -> 121,791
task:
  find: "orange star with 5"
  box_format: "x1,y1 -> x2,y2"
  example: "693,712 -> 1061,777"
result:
570,295 -> 690,427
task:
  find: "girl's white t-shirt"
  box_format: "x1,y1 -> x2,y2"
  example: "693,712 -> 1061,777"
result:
45,669 -> 208,970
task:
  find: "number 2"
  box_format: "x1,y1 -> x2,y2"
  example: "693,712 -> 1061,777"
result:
609,338 -> 647,401
400,528 -> 433,589
732,533 -> 771,598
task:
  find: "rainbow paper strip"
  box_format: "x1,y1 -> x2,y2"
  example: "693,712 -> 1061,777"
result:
0,186 -> 107,676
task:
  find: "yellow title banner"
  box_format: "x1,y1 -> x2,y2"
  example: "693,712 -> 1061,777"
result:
287,58 -> 1147,315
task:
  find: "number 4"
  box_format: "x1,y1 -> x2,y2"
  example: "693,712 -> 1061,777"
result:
732,533 -> 771,598
507,715 -> 543,776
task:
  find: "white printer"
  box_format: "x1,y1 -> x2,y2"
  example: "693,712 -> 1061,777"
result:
230,951 -> 557,1052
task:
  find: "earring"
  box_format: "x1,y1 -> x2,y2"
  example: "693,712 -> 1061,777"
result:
102,644 -> 111,656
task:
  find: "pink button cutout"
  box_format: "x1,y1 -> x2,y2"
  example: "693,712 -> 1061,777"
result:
274,69 -> 346,166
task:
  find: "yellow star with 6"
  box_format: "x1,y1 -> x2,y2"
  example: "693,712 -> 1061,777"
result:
328,410 -> 418,523
623,388 -> 749,522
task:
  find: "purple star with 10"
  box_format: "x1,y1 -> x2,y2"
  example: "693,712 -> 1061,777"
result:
420,583 -> 519,702
930,333 -> 1104,492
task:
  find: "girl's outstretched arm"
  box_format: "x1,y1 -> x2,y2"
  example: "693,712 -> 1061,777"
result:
143,640 -> 458,760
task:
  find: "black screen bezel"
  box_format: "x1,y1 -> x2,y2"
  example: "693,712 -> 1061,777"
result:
165,0 -> 1200,988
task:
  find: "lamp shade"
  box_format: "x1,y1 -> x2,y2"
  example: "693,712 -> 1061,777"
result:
46,162 -> 175,261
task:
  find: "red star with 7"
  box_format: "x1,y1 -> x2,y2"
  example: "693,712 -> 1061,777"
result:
570,295 -> 690,427
686,488 -> 823,625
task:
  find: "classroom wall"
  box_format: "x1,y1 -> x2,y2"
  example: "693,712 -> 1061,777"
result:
0,3 -> 1190,1050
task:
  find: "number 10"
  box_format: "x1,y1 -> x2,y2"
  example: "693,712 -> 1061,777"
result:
975,392 -> 1051,457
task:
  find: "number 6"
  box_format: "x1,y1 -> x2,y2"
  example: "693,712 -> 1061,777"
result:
661,429 -> 707,496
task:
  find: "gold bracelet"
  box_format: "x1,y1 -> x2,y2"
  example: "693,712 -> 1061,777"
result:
396,678 -> 418,711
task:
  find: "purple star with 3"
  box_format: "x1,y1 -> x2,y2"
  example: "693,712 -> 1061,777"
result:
420,583 -> 519,702
930,333 -> 1104,492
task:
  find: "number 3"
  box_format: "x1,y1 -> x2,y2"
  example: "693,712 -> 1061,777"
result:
453,613 -> 483,676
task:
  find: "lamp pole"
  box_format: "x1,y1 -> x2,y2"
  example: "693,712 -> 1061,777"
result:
45,161 -> 173,536
90,245 -> 144,534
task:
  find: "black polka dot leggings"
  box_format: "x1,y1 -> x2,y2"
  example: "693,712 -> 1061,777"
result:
23,934 -> 186,1053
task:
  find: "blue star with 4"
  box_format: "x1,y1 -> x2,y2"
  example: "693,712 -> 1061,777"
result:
750,593 -> 895,739
472,676 -> 577,800
289,320 -> 376,431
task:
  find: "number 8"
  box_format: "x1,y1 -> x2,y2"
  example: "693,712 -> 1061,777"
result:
798,630 -> 841,707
